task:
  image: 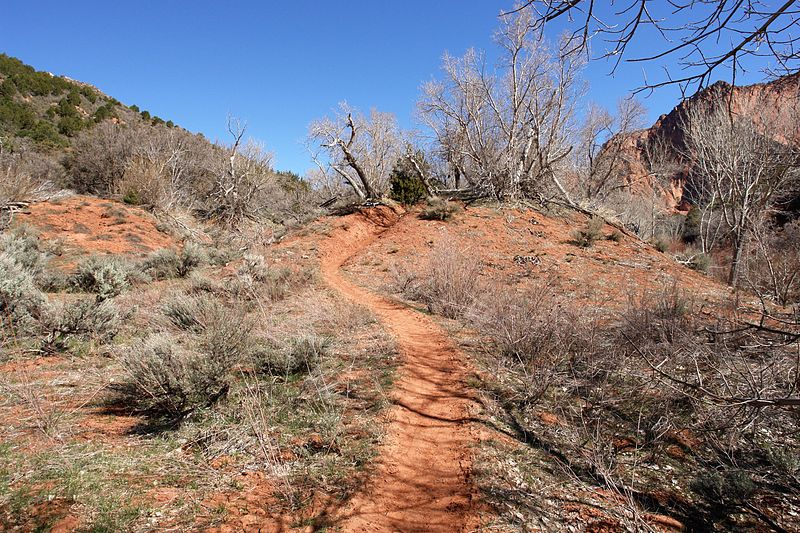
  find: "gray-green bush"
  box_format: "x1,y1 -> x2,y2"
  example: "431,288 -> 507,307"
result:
119,334 -> 232,417
70,256 -> 130,300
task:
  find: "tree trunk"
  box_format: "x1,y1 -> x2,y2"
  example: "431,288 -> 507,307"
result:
729,231 -> 746,288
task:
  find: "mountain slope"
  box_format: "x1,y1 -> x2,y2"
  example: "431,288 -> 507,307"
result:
616,72 -> 800,210
0,53 -> 175,151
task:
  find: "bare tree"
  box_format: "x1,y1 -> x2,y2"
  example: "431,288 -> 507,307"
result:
682,100 -> 800,286
205,117 -> 275,227
121,127 -> 215,211
419,7 -> 585,203
308,104 -> 402,201
574,97 -> 647,203
514,1 -> 800,93
64,121 -> 136,195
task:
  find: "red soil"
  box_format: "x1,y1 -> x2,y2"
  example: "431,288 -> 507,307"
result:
344,205 -> 731,312
318,207 -> 484,532
17,195 -> 176,261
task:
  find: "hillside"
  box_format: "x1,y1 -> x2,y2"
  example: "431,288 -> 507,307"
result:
0,53 -> 175,151
1,44 -> 799,533
2,194 -> 797,531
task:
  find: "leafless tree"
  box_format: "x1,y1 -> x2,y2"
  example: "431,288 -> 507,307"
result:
574,97 -> 647,202
513,1 -> 800,93
308,104 -> 402,201
121,127 -> 215,211
204,117 -> 275,227
0,150 -> 58,208
682,100 -> 800,286
64,121 -> 137,195
746,218 -> 800,306
419,7 -> 585,202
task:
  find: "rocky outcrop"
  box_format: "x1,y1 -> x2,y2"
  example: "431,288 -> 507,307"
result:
615,72 -> 800,211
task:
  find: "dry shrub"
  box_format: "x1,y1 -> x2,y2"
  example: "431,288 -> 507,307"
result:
419,198 -> 462,221
472,283 -> 597,406
40,298 -> 121,350
70,256 -> 132,300
238,253 -> 269,282
0,251 -> 45,322
571,216 -> 604,248
415,242 -> 481,319
140,243 -> 206,281
119,334 -> 231,417
0,151 -> 56,207
161,292 -> 219,332
118,156 -> 175,209
747,219 -> 800,305
252,335 -> 329,377
620,281 -> 693,344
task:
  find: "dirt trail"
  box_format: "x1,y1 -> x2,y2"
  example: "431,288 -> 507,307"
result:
319,208 -> 482,532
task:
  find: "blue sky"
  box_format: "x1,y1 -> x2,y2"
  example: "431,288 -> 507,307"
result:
0,1 -> 770,173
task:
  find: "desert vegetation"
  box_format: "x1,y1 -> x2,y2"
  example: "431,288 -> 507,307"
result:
2,1 -> 800,530
382,235 -> 799,530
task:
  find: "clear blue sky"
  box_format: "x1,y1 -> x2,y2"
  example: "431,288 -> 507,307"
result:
0,1 -> 769,174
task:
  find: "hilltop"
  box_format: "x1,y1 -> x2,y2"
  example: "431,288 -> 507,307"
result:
0,53 -> 176,151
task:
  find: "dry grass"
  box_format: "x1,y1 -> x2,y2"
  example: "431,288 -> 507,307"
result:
396,239 -> 799,530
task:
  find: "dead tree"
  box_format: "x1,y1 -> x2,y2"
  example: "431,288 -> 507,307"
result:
309,105 -> 401,201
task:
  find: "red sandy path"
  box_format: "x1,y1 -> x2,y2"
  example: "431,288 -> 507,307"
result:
318,208 -> 483,532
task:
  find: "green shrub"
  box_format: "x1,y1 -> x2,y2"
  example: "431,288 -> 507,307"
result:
66,90 -> 81,106
420,199 -> 461,221
682,206 -> 701,244
389,166 -> 428,205
56,98 -> 79,118
93,103 -> 117,123
19,121 -> 66,148
80,86 -> 97,104
652,237 -> 669,253
0,99 -> 36,130
58,116 -> 85,137
70,256 -> 130,300
571,217 -> 604,248
121,189 -> 141,205
607,229 -> 623,242
691,469 -> 756,505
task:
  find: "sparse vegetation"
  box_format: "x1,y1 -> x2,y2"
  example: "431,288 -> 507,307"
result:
3,3 -> 800,529
419,198 -> 461,221
571,216 -> 604,247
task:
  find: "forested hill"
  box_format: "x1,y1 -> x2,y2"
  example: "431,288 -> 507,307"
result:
0,53 -> 177,151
